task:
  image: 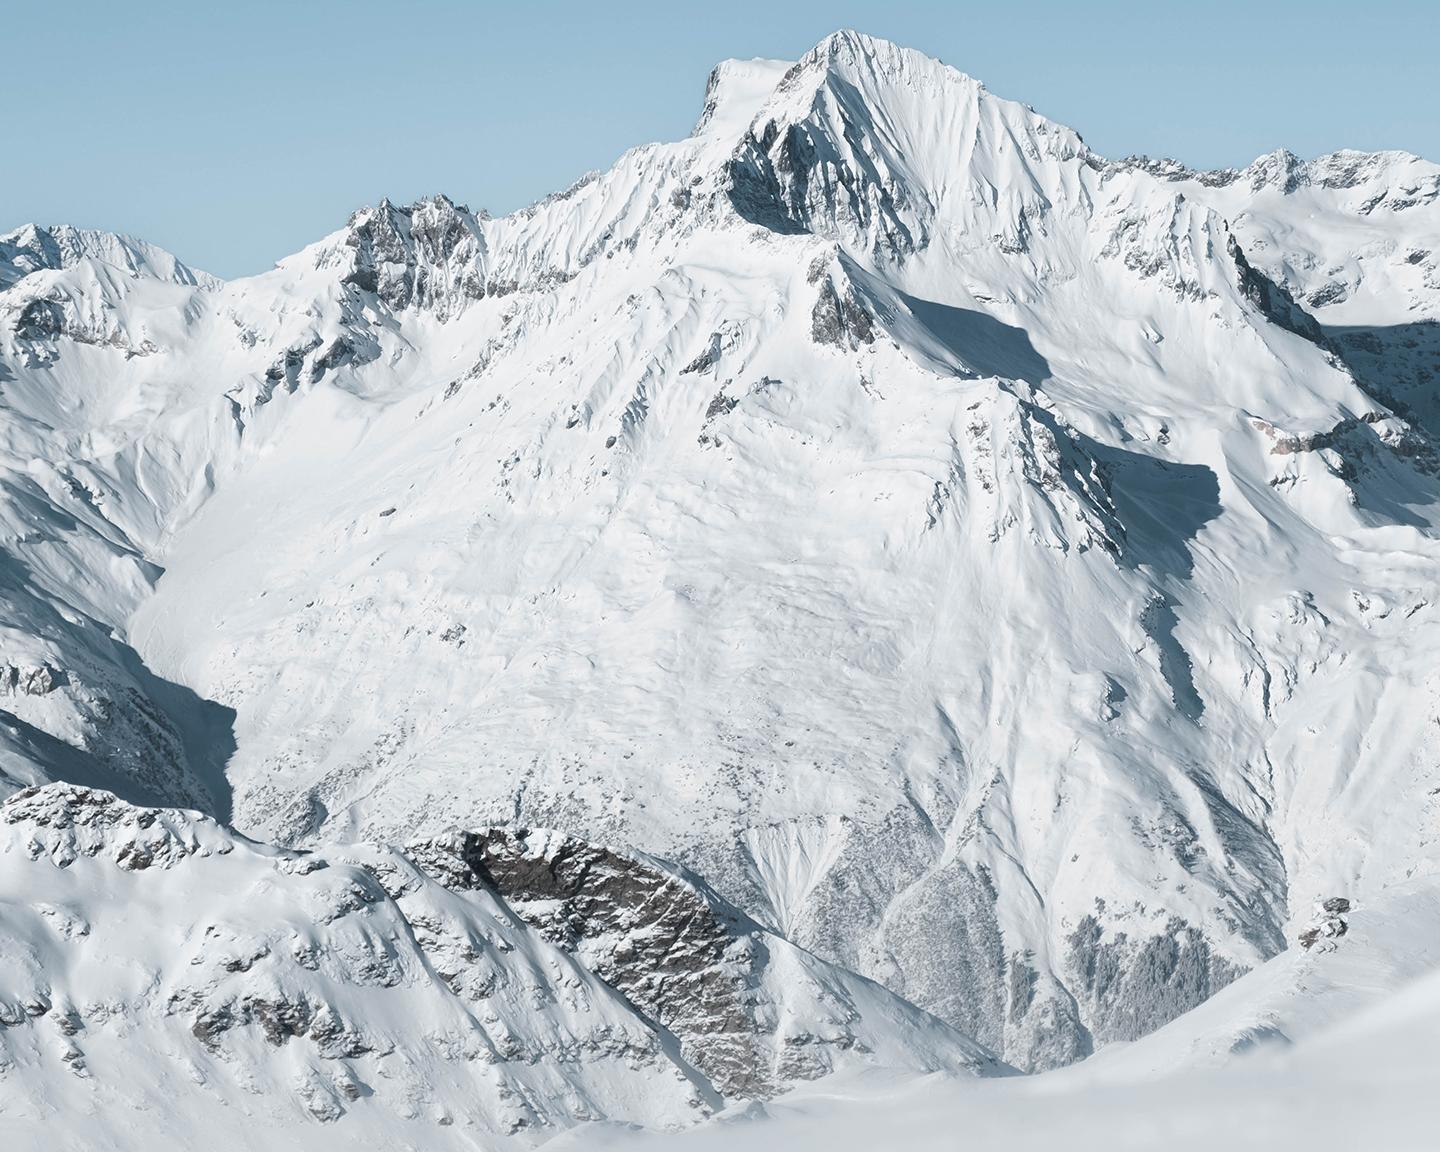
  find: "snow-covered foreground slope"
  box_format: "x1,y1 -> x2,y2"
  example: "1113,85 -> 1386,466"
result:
2,26 -> 1440,1143
0,783 -> 995,1148
573,1025 -> 1440,1152
576,885 -> 1440,1152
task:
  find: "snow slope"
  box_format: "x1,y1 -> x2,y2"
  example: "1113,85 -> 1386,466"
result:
1,28 -> 1439,1136
0,783 -> 995,1148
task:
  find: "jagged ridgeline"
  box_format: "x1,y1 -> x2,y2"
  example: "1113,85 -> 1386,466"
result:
1,28 -> 1439,1144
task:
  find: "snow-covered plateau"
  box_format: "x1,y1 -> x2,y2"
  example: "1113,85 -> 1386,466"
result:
1,28 -> 1438,1151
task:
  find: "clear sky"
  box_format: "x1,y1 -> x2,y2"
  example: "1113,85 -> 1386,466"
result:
4,0 -> 1435,278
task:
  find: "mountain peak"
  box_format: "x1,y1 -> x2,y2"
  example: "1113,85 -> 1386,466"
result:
726,32 -> 1087,259
793,28 -> 990,98
693,56 -> 792,140
0,223 -> 216,290
329,193 -> 487,315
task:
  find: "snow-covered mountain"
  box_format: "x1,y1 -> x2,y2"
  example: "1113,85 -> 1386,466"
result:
1,28 -> 1439,1146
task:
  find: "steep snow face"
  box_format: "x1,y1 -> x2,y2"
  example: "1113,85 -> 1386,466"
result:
694,58 -> 794,143
2,29 -> 1440,1084
0,784 -> 992,1144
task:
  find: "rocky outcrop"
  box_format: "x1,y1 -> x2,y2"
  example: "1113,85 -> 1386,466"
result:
2,784 -> 234,870
433,827 -> 1002,1097
339,196 -> 487,318
810,272 -> 875,349
1229,234 -> 1324,341
0,663 -> 60,696
463,828 -> 773,1095
1299,897 -> 1351,951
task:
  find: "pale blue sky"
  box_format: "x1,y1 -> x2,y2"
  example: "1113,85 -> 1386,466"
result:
4,0 -> 1435,278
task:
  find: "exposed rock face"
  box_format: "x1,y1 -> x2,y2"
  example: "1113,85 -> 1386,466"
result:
810,274 -> 875,349
1228,234 -> 1326,341
340,195 -> 487,317
0,784 -> 720,1135
466,829 -> 773,1095
727,41 -> 932,256
446,827 -> 1002,1096
1298,897 -> 1352,951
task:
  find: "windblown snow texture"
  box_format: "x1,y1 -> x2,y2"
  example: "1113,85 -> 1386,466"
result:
1,28 -> 1439,1147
